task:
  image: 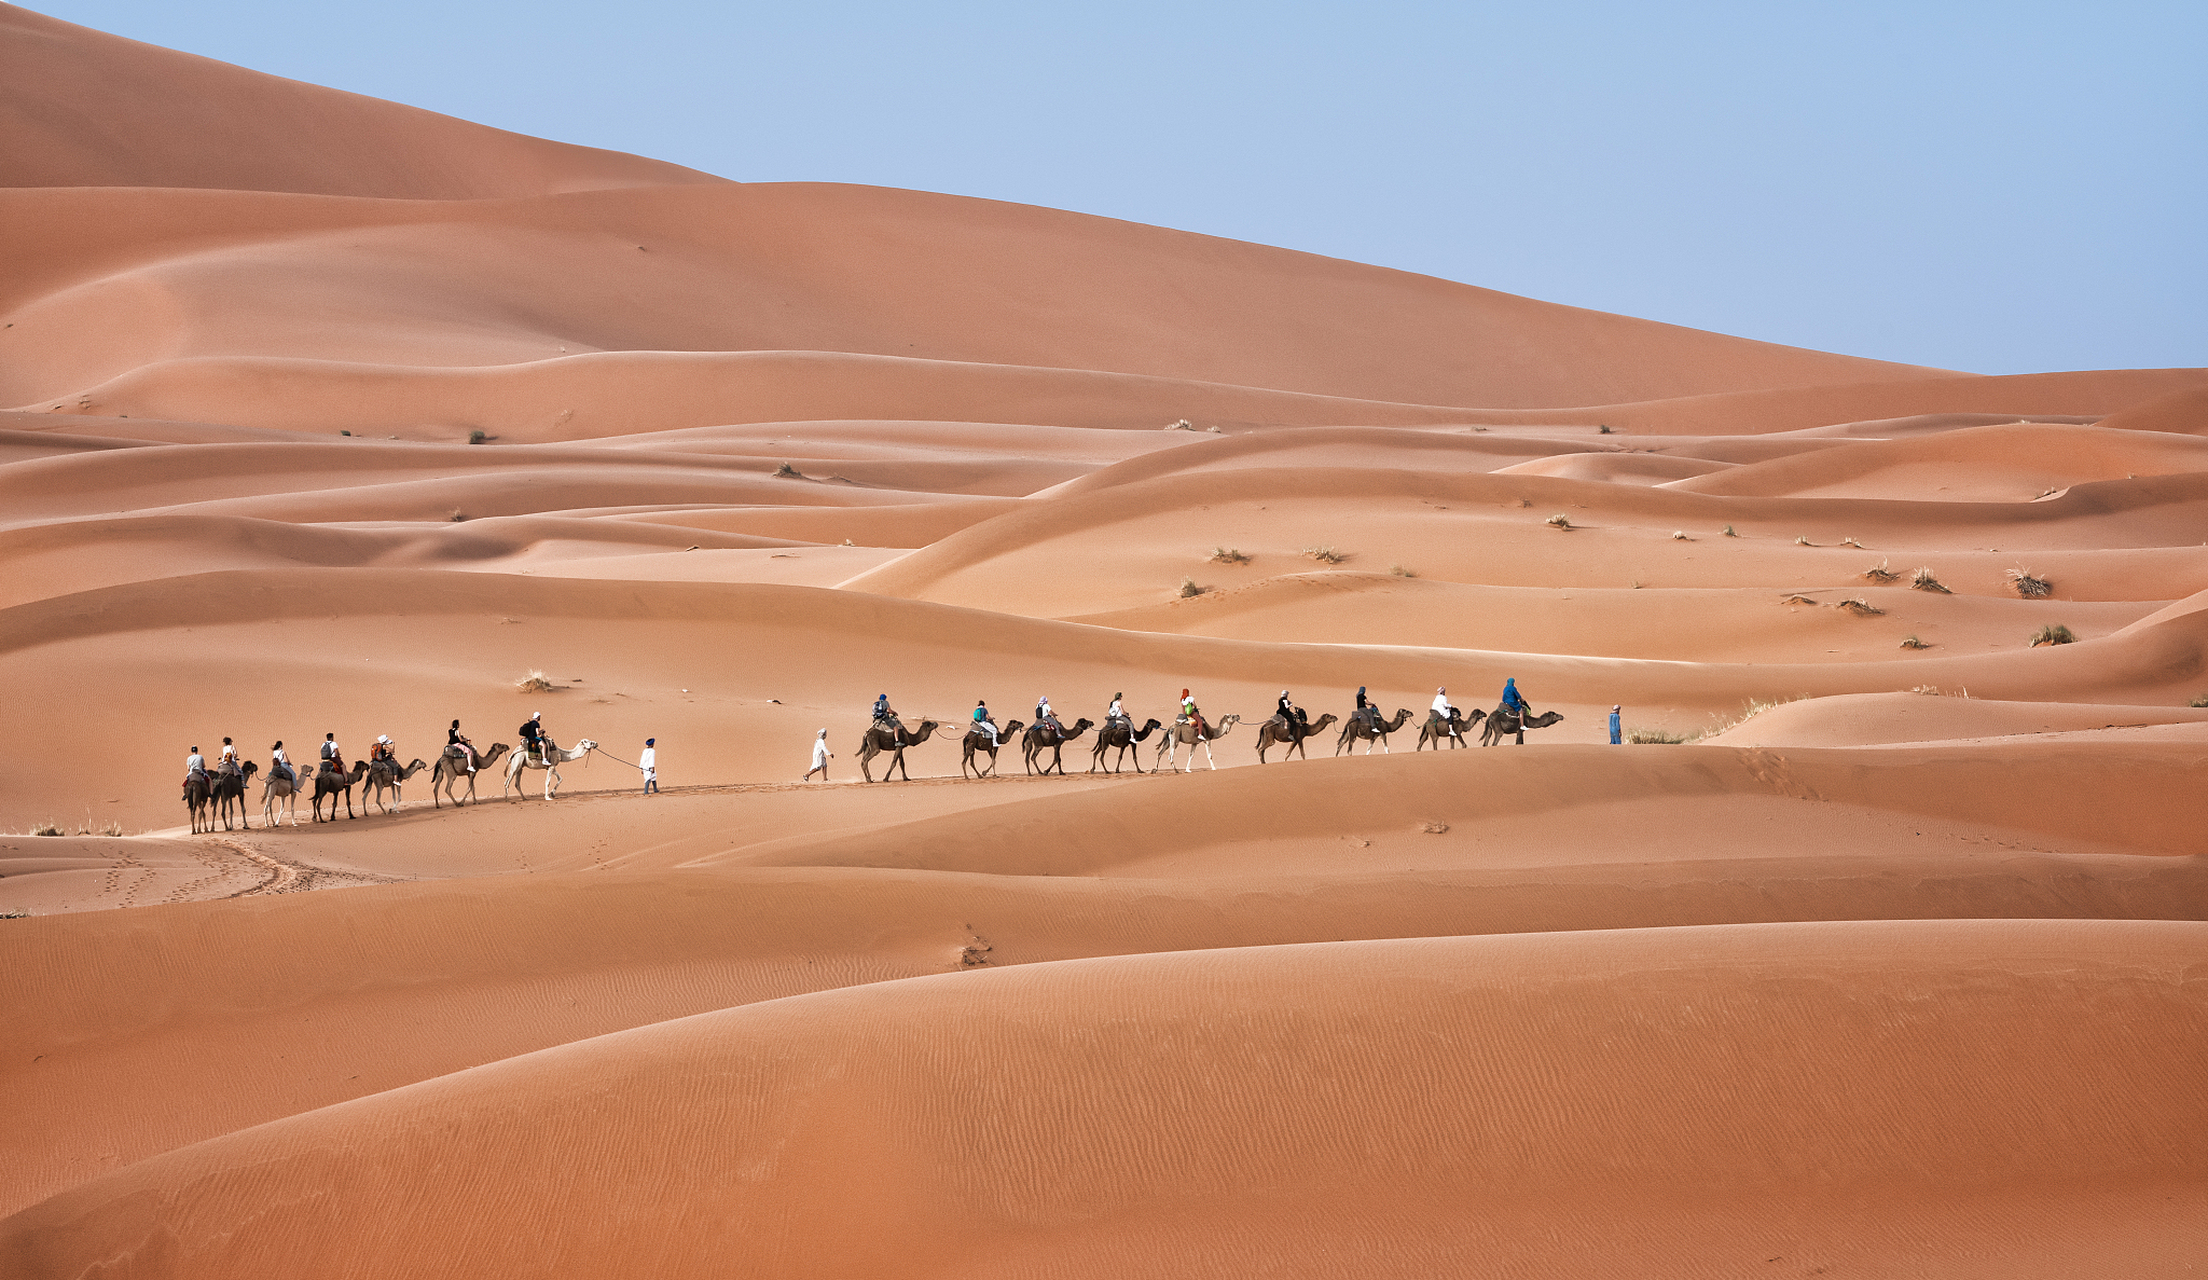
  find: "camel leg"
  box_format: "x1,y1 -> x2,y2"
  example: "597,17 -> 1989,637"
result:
1199,740 -> 1217,770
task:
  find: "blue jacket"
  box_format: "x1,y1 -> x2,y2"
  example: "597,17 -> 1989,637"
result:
1501,680 -> 1525,710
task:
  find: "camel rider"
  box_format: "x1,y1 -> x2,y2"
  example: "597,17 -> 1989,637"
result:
519,712 -> 545,761
321,733 -> 343,773
184,746 -> 206,788
1107,693 -> 1128,732
368,735 -> 396,773
1501,678 -> 1531,725
218,738 -> 239,774
271,741 -> 295,786
1180,688 -> 1206,738
973,700 -> 998,746
448,720 -> 477,773
1432,687 -> 1462,739
872,694 -> 901,735
1036,695 -> 1061,735
1355,686 -> 1379,733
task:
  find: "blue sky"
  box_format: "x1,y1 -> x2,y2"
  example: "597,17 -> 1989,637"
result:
33,0 -> 2205,374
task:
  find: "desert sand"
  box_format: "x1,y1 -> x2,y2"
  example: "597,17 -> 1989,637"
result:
2,5 -> 2204,1276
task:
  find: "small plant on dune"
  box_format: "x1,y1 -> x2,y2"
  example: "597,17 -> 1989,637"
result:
1163,418 -> 1196,431
1910,567 -> 1951,594
1794,535 -> 1813,546
841,538 -> 855,546
1841,536 -> 1864,549
1518,497 -> 1533,508
773,461 -> 803,479
1781,594 -> 1819,606
516,670 -> 556,693
1303,545 -> 1346,563
1721,524 -> 1738,537
1708,694 -> 1810,736
2007,567 -> 2052,598
2029,623 -> 2076,647
1545,513 -> 1572,530
1598,423 -> 1614,434
1178,577 -> 1206,598
1389,564 -> 1416,577
100,820 -> 123,836
30,821 -> 61,837
2189,694 -> 2208,708
1837,597 -> 1884,616
1671,530 -> 1689,540
0,908 -> 28,919
448,509 -> 467,522
1900,635 -> 1930,649
1206,424 -> 1223,434
1625,727 -> 1693,745
1862,560 -> 1901,584
1210,547 -> 1250,565
339,429 -> 351,437
468,429 -> 487,445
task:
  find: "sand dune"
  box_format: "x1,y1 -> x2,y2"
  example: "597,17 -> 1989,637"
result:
4,11 -> 2205,1275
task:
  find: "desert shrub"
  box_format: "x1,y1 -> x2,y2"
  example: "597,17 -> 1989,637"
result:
1163,419 -> 1196,431
338,429 -> 351,437
1721,524 -> 1738,537
1841,537 -> 1864,548
2030,624 -> 2075,647
1389,564 -> 1416,577
1709,695 -> 1809,735
1625,727 -> 1693,744
30,822 -> 61,837
2190,694 -> 2208,708
1794,535 -> 1813,546
1545,514 -> 1572,530
1862,560 -> 1901,584
2008,567 -> 2052,598
1837,598 -> 1884,616
1671,530 -> 1688,540
468,429 -> 486,445
516,670 -> 556,693
1303,546 -> 1346,563
1911,567 -> 1951,594
1178,577 -> 1205,598
1781,594 -> 1818,606
1210,547 -> 1250,564
773,461 -> 802,478
1900,635 -> 1930,649
0,908 -> 27,919
1598,424 -> 1613,434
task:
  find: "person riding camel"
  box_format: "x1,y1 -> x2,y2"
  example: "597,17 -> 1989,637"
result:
519,712 -> 546,762
1179,688 -> 1207,738
1273,689 -> 1303,733
1107,693 -> 1129,732
369,735 -> 394,768
271,741 -> 295,786
872,694 -> 902,736
973,700 -> 999,746
448,720 -> 477,773
218,738 -> 239,775
1354,686 -> 1379,733
1432,687 -> 1463,740
320,733 -> 344,774
184,745 -> 207,792
1036,695 -> 1061,735
1500,677 -> 1532,728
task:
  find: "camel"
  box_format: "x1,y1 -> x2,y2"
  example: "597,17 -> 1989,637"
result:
365,757 -> 430,814
1335,707 -> 1414,756
1481,705 -> 1566,746
1088,717 -> 1163,774
504,738 -> 599,800
858,718 -> 938,782
1156,713 -> 1243,772
960,718 -> 1025,779
1022,718 -> 1095,776
1254,712 -> 1336,763
312,761 -> 371,822
1415,707 -> 1486,751
208,761 -> 260,831
183,772 -> 213,834
260,765 -> 305,827
432,742 -> 509,808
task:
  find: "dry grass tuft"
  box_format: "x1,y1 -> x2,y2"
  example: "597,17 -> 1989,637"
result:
1598,424 -> 1614,434
773,461 -> 802,478
1671,530 -> 1689,540
2029,623 -> 2075,647
2007,567 -> 2052,598
1781,594 -> 1819,606
1721,524 -> 1738,537
1545,513 -> 1573,530
0,908 -> 28,919
1910,567 -> 1951,594
1862,559 -> 1901,584
1625,727 -> 1693,744
1837,597 -> 1884,615
467,429 -> 486,445
1178,577 -> 1205,598
1708,694 -> 1810,736
1389,564 -> 1416,577
1420,820 -> 1450,834
1900,634 -> 1930,649
1302,546 -> 1346,563
1210,547 -> 1250,564
30,821 -> 62,837
516,670 -> 556,693
1163,418 -> 1197,431
1794,535 -> 1814,546
2189,694 -> 2208,708
1841,536 -> 1864,548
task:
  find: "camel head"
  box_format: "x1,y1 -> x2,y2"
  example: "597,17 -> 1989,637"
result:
576,738 -> 599,752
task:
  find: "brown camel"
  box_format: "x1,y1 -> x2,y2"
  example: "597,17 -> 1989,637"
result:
1254,712 -> 1336,763
312,761 -> 371,822
1088,717 -> 1163,774
260,766 -> 306,827
432,742 -> 509,808
1415,707 -> 1486,751
208,761 -> 260,831
365,758 -> 430,814
183,772 -> 213,834
1156,713 -> 1243,772
961,718 -> 1024,779
1022,717 -> 1095,776
1335,707 -> 1414,756
858,718 -> 939,782
1481,705 -> 1566,746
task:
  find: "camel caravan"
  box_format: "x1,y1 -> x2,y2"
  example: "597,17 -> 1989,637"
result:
179,714 -> 601,830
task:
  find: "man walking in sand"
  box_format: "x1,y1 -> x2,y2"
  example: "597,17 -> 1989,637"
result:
640,738 -> 659,794
804,729 -> 834,781
1610,705 -> 1623,744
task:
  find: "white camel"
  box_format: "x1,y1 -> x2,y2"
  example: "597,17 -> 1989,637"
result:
503,737 -> 599,800
260,769 -> 302,827
1154,714 -> 1240,773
